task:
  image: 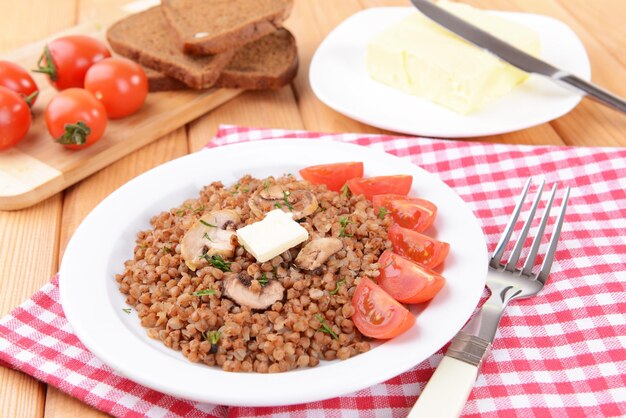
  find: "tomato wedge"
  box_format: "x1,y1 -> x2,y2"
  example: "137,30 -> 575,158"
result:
352,278 -> 415,339
388,224 -> 449,269
378,250 -> 445,304
346,175 -> 412,200
373,194 -> 437,232
299,161 -> 363,192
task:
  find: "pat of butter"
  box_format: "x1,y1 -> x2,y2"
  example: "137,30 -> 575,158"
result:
236,209 -> 309,263
366,1 -> 541,114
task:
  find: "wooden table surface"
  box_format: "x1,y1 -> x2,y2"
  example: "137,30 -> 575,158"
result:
1,0 -> 624,416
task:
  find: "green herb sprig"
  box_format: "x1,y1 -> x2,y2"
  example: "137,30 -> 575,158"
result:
122,308 -> 132,314
315,314 -> 338,340
339,216 -> 353,238
378,207 -> 389,219
329,279 -> 346,295
340,184 -> 351,198
202,330 -> 221,354
192,288 -> 215,297
200,254 -> 231,272
199,219 -> 217,228
282,191 -> 294,211
258,273 -> 269,287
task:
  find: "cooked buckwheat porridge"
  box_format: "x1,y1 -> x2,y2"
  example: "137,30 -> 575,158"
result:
115,174 -> 393,373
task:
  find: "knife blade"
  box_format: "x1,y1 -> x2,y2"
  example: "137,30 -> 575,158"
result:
410,0 -> 626,114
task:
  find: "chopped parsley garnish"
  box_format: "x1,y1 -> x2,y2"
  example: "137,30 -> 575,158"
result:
202,232 -> 214,242
264,179 -> 270,193
282,191 -> 294,211
122,308 -> 132,314
203,330 -> 221,354
199,219 -> 217,228
200,254 -> 231,272
339,216 -> 353,237
175,209 -> 185,216
378,207 -> 389,219
329,279 -> 346,295
208,330 -> 221,344
230,183 -> 240,194
315,314 -> 338,340
242,186 -> 249,193
194,205 -> 205,214
192,288 -> 215,297
163,246 -> 173,254
275,202 -> 283,209
340,184 -> 351,198
258,273 -> 269,287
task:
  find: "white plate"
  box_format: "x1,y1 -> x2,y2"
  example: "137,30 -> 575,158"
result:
59,140 -> 487,406
310,7 -> 591,138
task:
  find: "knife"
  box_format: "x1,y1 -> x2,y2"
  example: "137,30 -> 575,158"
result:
410,0 -> 626,114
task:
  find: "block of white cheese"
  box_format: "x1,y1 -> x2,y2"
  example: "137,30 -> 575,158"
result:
236,209 -> 309,263
366,1 -> 541,114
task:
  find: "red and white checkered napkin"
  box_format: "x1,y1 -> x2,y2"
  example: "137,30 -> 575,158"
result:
1,125 -> 625,418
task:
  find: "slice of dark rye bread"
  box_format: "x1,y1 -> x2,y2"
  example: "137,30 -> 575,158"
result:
161,0 -> 293,55
106,7 -> 234,89
145,29 -> 299,92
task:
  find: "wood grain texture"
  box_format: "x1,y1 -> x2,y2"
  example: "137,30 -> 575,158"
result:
460,0 -> 626,147
555,0 -> 626,69
2,1 -> 626,417
0,196 -> 61,418
286,0 -> 391,134
44,129 -> 188,418
332,0 -> 569,146
0,0 -> 77,52
0,0 -> 76,416
0,27 -> 242,210
188,88 -> 305,151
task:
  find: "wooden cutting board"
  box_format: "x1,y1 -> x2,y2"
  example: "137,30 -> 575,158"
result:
0,1 -> 242,211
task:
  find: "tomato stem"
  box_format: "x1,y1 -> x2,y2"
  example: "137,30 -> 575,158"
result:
32,45 -> 57,81
56,121 -> 91,146
24,90 -> 39,108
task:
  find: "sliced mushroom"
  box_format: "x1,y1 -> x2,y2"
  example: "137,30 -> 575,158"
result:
222,273 -> 285,310
181,210 -> 240,271
248,184 -> 318,220
312,206 -> 338,233
294,237 -> 343,271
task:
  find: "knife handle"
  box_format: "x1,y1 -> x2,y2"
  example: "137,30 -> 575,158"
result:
556,73 -> 626,114
407,355 -> 478,418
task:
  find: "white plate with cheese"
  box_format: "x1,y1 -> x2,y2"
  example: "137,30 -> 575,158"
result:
310,6 -> 591,138
59,139 -> 487,406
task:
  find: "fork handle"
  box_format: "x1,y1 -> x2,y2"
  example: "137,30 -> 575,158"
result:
407,356 -> 478,418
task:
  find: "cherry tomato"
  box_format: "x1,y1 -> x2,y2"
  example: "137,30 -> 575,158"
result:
299,162 -> 364,192
84,57 -> 148,119
45,88 -> 107,149
388,224 -> 449,269
373,194 -> 437,232
351,277 -> 415,339
34,35 -> 111,90
346,175 -> 413,200
0,61 -> 38,106
0,86 -> 31,151
378,250 -> 445,304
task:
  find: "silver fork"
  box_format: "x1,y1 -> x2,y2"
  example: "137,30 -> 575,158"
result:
408,178 -> 570,418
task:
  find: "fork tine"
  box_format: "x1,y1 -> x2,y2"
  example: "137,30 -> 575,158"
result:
504,179 -> 545,272
490,178 -> 532,269
521,183 -> 557,276
536,186 -> 570,284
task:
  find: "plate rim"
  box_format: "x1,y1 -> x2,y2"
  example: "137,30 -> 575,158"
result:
309,7 -> 591,138
59,139 -> 488,406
